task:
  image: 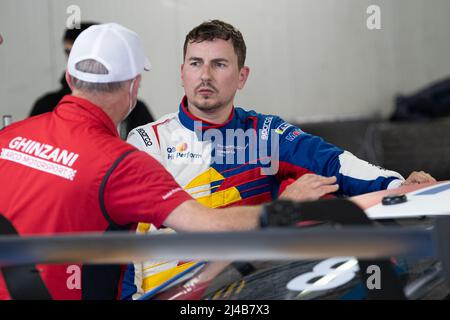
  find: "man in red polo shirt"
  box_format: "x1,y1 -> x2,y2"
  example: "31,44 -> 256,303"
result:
0,23 -> 262,300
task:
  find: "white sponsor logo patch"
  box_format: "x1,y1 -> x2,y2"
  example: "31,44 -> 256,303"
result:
260,117 -> 273,141
1,136 -> 79,181
166,143 -> 202,161
1,148 -> 77,181
162,187 -> 184,200
286,129 -> 302,141
215,143 -> 248,156
275,122 -> 293,135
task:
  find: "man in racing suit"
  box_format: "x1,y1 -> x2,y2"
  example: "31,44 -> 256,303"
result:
121,20 -> 435,299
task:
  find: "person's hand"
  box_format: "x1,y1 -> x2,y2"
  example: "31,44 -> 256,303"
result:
402,171 -> 436,185
279,174 -> 339,202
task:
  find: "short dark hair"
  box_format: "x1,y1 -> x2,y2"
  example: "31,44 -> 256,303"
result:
183,20 -> 247,69
63,22 -> 97,43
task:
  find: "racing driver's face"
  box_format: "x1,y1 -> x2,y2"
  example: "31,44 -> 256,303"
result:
181,38 -> 249,114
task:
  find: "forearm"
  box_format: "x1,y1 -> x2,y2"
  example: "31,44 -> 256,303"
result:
163,200 -> 261,233
204,205 -> 261,232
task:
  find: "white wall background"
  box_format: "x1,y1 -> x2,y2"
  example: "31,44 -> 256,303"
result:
1,0 -> 450,123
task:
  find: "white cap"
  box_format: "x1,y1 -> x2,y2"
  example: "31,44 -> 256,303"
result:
67,23 -> 151,83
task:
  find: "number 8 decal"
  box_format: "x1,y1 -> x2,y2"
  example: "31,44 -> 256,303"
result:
287,257 -> 359,292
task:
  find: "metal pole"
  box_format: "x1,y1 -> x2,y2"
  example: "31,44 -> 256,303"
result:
2,115 -> 12,129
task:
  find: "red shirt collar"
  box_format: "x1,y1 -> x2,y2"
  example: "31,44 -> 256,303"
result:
56,95 -> 119,137
180,96 -> 235,130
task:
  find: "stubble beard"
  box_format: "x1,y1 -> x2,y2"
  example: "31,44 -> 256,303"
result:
192,98 -> 224,113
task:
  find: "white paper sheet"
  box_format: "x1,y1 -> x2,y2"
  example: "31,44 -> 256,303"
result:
366,182 -> 450,219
